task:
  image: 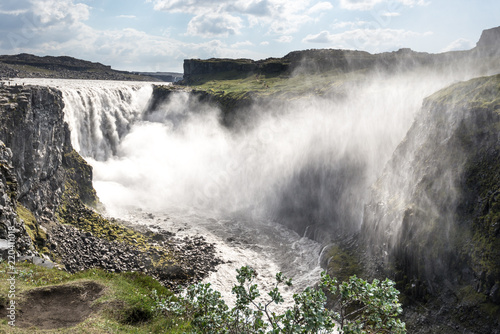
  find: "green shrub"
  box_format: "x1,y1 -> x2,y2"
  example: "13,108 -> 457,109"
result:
153,266 -> 406,334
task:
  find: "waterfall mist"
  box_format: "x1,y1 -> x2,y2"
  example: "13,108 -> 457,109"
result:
73,72 -> 464,237
13,66 -> 488,241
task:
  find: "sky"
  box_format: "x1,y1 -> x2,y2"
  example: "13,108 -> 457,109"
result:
0,0 -> 498,72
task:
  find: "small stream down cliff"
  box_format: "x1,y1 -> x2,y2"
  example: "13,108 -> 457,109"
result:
10,68 -> 496,319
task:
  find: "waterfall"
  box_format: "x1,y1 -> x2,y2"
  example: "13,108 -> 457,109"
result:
60,81 -> 155,161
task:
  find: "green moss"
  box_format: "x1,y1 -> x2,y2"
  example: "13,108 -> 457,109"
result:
463,132 -> 500,281
56,148 -> 181,280
458,285 -> 487,307
16,203 -> 48,252
187,68 -> 364,101
0,163 -> 17,200
479,301 -> 500,317
59,149 -> 154,249
56,180 -> 150,250
326,244 -> 362,283
426,73 -> 500,110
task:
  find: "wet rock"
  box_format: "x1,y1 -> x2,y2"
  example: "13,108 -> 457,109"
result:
47,221 -> 223,289
18,255 -> 55,269
490,283 -> 500,304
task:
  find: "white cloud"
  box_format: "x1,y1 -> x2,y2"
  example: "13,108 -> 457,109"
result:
441,38 -> 473,52
303,28 -> 431,52
0,0 -> 31,16
149,0 -> 209,14
31,0 -> 90,25
302,30 -> 332,43
331,20 -> 369,30
0,0 -> 266,71
0,0 -> 91,49
307,1 -> 334,13
338,0 -> 428,11
150,0 -> 330,37
117,15 -> 136,19
260,41 -> 270,45
0,8 -> 29,15
276,35 -> 293,43
231,40 -> 254,48
381,11 -> 400,17
187,12 -> 243,38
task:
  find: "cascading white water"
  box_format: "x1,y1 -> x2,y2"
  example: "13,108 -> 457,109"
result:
10,67 -> 487,310
52,79 -> 154,160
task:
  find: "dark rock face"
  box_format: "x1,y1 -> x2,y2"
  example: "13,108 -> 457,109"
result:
0,140 -> 34,255
476,26 -> 500,49
183,58 -> 258,82
0,85 -> 94,259
182,47 -> 464,84
146,84 -> 256,127
0,84 -> 71,222
360,74 -> 500,333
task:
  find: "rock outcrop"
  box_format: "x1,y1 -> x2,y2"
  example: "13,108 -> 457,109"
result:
182,48 -> 468,84
0,141 -> 34,256
360,74 -> 500,333
0,84 -> 75,257
476,26 -> 500,50
0,84 -> 75,221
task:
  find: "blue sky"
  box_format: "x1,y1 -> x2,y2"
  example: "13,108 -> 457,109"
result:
0,0 -> 498,72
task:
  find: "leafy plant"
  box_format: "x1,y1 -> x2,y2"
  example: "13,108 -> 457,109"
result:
153,266 -> 406,334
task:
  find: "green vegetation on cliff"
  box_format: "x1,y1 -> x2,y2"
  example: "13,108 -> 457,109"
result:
187,69 -> 358,100
16,203 -> 48,254
427,73 -> 500,110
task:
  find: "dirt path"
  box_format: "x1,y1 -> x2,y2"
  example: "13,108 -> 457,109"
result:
17,281 -> 104,329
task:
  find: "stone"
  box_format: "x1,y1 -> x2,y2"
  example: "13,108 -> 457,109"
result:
476,26 -> 500,50
490,283 -> 500,304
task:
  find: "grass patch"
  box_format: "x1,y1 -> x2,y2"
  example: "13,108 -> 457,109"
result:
188,69 -> 364,100
426,73 -> 500,110
0,261 -> 189,333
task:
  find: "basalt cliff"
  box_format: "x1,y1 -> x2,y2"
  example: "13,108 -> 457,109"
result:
360,75 -> 500,333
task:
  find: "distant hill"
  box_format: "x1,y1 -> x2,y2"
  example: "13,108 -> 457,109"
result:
182,26 -> 500,85
132,71 -> 183,83
0,53 -> 161,81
